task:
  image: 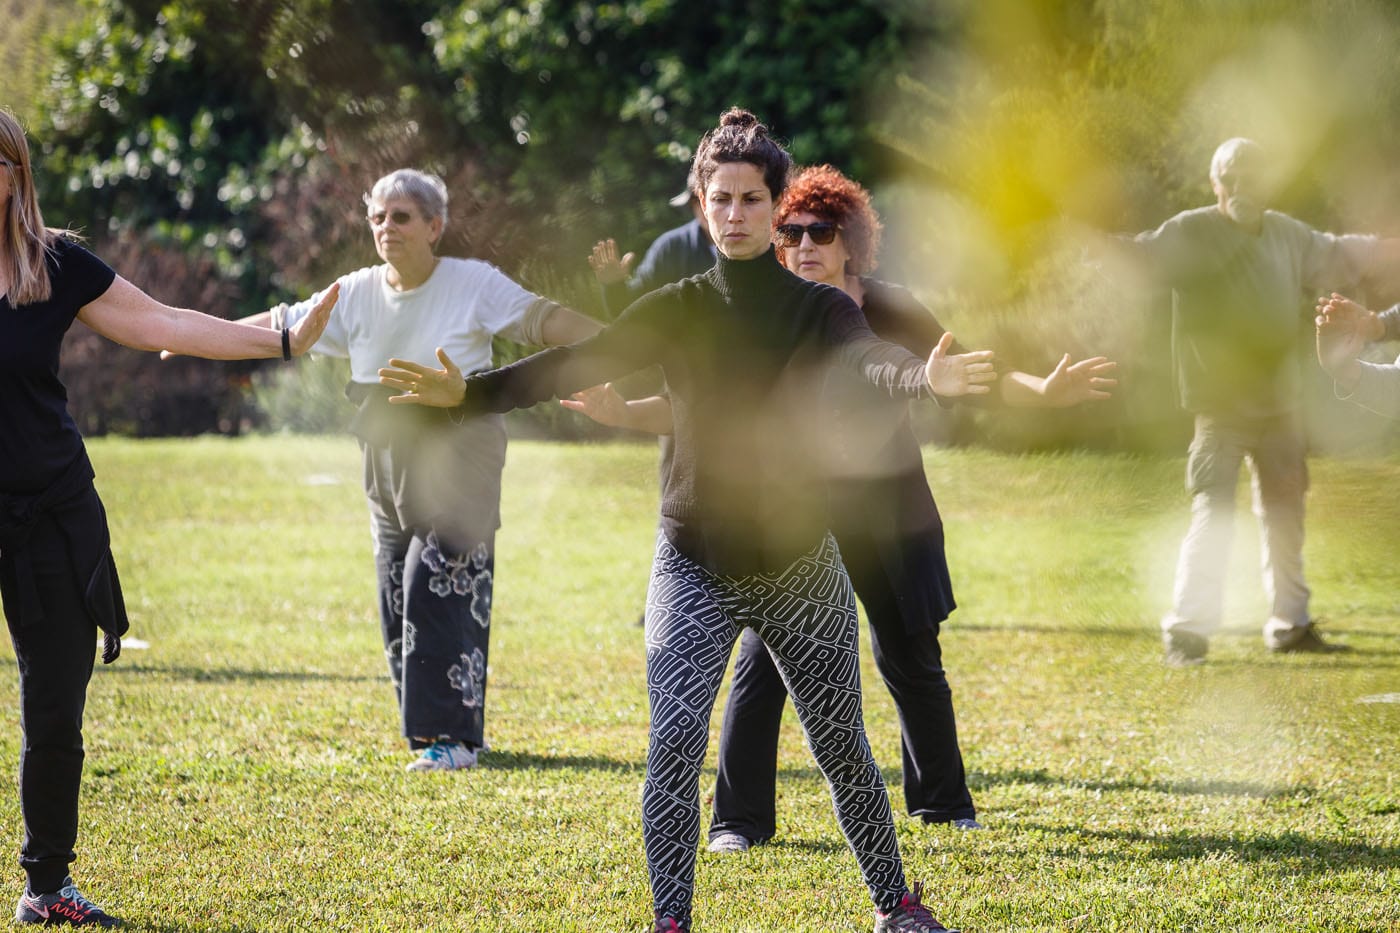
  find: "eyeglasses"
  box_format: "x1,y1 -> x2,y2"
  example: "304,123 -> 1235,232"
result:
367,208 -> 416,227
774,221 -> 839,247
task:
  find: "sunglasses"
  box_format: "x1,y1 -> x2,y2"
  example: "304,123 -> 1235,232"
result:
367,208 -> 416,227
774,221 -> 839,247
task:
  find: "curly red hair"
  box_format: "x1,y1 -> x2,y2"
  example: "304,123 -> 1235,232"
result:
774,164 -> 882,276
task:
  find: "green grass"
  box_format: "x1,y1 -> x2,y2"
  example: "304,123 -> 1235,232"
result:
2,436 -> 1397,932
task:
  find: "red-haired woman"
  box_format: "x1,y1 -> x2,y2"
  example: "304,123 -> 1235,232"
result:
706,163 -> 1115,852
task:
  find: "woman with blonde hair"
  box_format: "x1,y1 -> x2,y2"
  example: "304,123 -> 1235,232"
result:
0,108 -> 336,927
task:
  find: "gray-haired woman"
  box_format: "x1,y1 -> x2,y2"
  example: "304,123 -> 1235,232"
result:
246,168 -> 600,771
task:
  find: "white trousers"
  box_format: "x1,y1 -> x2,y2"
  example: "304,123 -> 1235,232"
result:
1162,413 -> 1311,647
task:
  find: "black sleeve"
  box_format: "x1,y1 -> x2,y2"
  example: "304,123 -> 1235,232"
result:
51,237 -> 118,309
818,286 -> 931,398
458,286 -> 678,416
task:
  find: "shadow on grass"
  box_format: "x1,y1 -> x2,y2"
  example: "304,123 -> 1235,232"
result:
1005,819 -> 1400,870
951,622 -> 1145,638
480,749 -> 644,774
951,623 -> 1400,664
86,662 -> 382,684
966,766 -> 1308,799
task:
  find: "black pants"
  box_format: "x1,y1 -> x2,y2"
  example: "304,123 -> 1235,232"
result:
710,531 -> 975,842
2,514 -> 98,894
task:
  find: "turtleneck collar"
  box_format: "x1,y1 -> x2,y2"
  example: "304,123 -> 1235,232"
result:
709,245 -> 788,299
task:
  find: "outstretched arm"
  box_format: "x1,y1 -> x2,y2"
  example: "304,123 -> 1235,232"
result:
559,383 -> 674,434
999,354 -> 1119,408
79,277 -> 338,360
540,303 -> 604,346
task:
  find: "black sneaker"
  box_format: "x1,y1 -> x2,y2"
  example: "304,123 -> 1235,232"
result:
1163,630 -> 1208,667
1271,625 -> 1349,654
15,881 -> 122,927
652,916 -> 688,933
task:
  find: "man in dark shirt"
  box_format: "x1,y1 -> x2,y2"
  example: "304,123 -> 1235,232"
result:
589,171 -> 717,317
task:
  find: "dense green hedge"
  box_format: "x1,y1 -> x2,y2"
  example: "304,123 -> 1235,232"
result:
6,0 -> 1399,448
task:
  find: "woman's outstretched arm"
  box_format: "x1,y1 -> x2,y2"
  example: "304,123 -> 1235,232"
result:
79,277 -> 338,360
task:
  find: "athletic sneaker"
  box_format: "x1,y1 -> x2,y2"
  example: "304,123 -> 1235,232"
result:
405,741 -> 477,772
652,917 -> 687,933
15,880 -> 122,927
923,816 -> 983,831
1270,624 -> 1348,654
873,882 -> 959,933
706,831 -> 753,853
1162,630 -> 1208,667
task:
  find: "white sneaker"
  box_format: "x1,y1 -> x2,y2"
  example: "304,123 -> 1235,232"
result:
405,741 -> 477,772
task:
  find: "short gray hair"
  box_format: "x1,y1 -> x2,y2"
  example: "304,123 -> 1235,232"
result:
1209,138 -> 1260,184
364,168 -> 449,231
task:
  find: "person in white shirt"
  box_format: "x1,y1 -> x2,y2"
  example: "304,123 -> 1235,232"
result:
255,169 -> 600,771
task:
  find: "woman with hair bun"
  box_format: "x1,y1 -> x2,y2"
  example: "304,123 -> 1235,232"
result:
381,108 -> 971,933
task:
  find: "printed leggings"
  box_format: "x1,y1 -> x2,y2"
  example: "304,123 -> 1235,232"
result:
642,534 -> 907,928
371,519 -> 494,750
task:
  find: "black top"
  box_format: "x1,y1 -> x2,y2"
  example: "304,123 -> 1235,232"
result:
0,237 -> 116,493
459,247 -> 933,575
825,278 -> 961,629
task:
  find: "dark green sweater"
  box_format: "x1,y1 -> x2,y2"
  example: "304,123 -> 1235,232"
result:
459,247 -> 932,574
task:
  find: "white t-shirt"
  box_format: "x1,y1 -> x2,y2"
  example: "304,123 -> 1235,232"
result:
280,258 -> 549,384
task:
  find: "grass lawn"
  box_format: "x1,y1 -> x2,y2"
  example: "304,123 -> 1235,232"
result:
1,436 -> 1396,932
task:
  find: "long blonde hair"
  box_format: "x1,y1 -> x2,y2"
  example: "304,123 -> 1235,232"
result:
1,109 -> 69,306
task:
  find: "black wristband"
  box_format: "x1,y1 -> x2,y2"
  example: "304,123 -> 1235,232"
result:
280,327 -> 292,362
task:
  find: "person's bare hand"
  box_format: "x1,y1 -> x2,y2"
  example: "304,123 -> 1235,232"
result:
1315,292 -> 1384,342
1316,306 -> 1367,391
588,239 -> 636,285
560,383 -> 631,427
287,283 -> 340,356
379,348 -> 466,407
1039,354 -> 1118,407
925,332 -> 996,396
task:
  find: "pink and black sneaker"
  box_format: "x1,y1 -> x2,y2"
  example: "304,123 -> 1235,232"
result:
874,882 -> 959,933
15,879 -> 122,927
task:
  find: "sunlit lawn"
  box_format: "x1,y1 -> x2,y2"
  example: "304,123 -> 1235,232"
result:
0,436 -> 1396,932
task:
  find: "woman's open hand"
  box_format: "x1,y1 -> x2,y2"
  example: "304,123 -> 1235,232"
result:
379,348 -> 466,407
925,332 -> 997,397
